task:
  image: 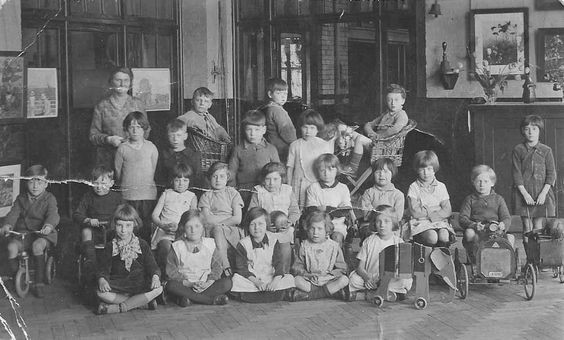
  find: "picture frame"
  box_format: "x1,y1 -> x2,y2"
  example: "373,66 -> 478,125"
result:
0,52 -> 25,120
470,8 -> 528,77
131,68 -> 171,111
535,0 -> 564,11
0,164 -> 21,217
536,28 -> 564,83
26,68 -> 58,118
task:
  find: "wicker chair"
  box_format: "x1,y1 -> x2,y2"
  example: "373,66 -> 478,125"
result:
185,127 -> 231,173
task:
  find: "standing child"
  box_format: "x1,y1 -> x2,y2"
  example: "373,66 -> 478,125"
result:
262,78 -> 297,161
178,87 -> 231,143
459,165 -> 514,265
305,154 -> 353,246
198,162 -> 243,274
151,163 -> 198,279
156,119 -> 202,189
364,84 -> 409,139
228,110 -> 280,206
512,115 -> 556,253
166,210 -> 232,306
96,204 -> 162,314
231,207 -> 295,303
290,210 -> 349,302
0,165 -> 59,298
407,150 -> 454,247
348,205 -> 412,302
114,111 -> 158,243
73,165 -> 123,282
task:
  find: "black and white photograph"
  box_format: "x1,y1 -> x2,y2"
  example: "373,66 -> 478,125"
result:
132,68 -> 171,111
0,164 -> 20,217
0,53 -> 24,120
26,68 -> 58,118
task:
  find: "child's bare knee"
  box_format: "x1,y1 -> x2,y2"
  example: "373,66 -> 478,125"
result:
32,238 -> 48,255
464,228 -> 476,241
438,229 -> 450,242
82,228 -> 93,241
7,242 -> 19,258
422,230 -> 438,245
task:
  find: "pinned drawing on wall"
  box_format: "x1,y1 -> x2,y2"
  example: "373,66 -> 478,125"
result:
0,52 -> 24,120
470,8 -> 528,78
27,68 -> 58,118
0,164 -> 21,217
131,68 -> 171,111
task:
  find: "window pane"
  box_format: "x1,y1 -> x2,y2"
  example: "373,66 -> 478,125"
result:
22,0 -> 59,9
124,0 -> 141,16
237,27 -> 266,105
157,34 -> 171,67
274,0 -> 310,16
311,0 -> 374,14
157,0 -> 174,19
22,28 -> 59,68
85,0 -> 103,16
102,0 -> 120,16
280,33 -> 304,100
70,31 -> 119,108
127,33 -> 156,67
238,0 -> 264,19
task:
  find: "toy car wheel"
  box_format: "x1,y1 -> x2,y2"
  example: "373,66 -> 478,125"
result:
514,248 -> 520,275
553,267 -> 559,279
457,263 -> 469,299
45,256 -> 56,284
15,268 -> 29,298
559,266 -> 564,284
454,248 -> 460,267
523,263 -> 536,301
414,297 -> 427,310
373,295 -> 384,308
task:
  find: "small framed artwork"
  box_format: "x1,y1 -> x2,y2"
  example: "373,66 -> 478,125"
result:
535,0 -> 564,11
470,8 -> 528,77
536,28 -> 564,83
0,164 -> 21,217
131,68 -> 171,111
0,52 -> 25,120
27,68 -> 58,118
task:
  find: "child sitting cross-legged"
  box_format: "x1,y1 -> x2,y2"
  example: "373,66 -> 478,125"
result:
0,165 -> 60,298
231,207 -> 295,303
165,210 -> 232,307
289,210 -> 350,302
96,204 -> 162,314
150,163 -> 198,280
348,205 -> 412,302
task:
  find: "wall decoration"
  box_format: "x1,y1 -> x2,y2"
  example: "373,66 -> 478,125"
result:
0,164 -> 21,217
0,52 -> 24,120
27,68 -> 58,118
535,0 -> 564,11
471,8 -> 528,77
131,68 -> 171,111
536,28 -> 564,84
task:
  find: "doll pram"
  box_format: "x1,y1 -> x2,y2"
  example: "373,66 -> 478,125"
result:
186,127 -> 231,172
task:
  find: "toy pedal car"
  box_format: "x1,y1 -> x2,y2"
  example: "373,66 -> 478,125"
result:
77,221 -> 109,287
527,231 -> 564,285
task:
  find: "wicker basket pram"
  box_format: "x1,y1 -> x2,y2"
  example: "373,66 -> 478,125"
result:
370,119 -> 417,167
185,127 -> 231,172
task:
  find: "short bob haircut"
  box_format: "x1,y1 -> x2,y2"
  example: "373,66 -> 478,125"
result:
520,114 -> 544,132
171,163 -> 193,181
266,77 -> 288,93
413,150 -> 440,172
241,110 -> 266,127
91,165 -> 114,181
167,119 -> 187,133
176,209 -> 205,240
270,210 -> 288,225
123,111 -> 150,131
371,157 -> 398,179
304,209 -> 334,235
241,207 -> 270,233
313,153 -> 341,179
298,109 -> 324,131
385,84 -> 407,99
24,164 -> 48,178
260,162 -> 287,184
111,203 -> 143,233
206,161 -> 230,180
192,87 -> 214,99
108,67 -> 133,84
369,204 -> 400,231
470,164 -> 496,185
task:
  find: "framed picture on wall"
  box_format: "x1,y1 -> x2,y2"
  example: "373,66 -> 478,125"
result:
535,0 -> 564,11
131,68 -> 171,111
536,28 -> 564,84
27,68 -> 58,118
0,164 -> 21,217
0,52 -> 25,120
470,8 -> 528,77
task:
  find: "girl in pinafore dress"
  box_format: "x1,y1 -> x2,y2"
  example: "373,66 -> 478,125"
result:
512,115 -> 556,253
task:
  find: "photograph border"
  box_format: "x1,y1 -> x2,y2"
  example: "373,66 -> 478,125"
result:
26,68 -> 59,119
131,68 -> 171,112
0,164 -> 21,217
0,51 -> 25,121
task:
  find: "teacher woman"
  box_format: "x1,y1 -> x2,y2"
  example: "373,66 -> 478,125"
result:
89,67 -> 149,168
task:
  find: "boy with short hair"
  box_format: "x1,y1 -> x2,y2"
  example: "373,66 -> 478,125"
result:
73,165 -> 123,282
0,165 -> 60,298
262,78 -> 297,161
156,118 -> 202,188
178,87 -> 231,143
364,84 -> 409,139
228,110 -> 280,205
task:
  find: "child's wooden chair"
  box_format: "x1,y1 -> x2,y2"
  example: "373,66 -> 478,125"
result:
185,127 -> 231,173
347,119 -> 417,196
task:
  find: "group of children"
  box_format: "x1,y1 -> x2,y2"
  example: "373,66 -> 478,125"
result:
0,77 -> 558,314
